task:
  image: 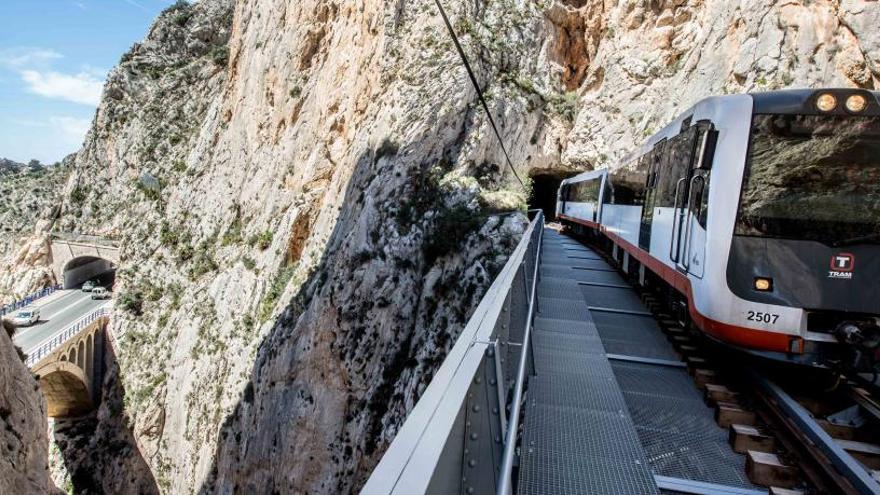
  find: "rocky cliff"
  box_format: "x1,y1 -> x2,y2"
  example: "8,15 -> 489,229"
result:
0,321 -> 56,493
0,158 -> 69,305
4,0 -> 879,493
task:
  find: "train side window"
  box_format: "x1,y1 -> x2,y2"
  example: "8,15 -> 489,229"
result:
608,158 -> 648,206
656,128 -> 699,207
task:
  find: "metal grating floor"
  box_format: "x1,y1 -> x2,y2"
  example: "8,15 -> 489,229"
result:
591,311 -> 679,362
518,229 -> 659,495
612,361 -> 761,489
520,229 -> 761,494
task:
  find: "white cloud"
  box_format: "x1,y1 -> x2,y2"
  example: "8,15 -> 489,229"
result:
20,69 -> 104,105
0,116 -> 91,163
49,116 -> 91,145
0,48 -> 61,69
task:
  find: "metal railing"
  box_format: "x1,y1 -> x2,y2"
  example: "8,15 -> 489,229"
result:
1,284 -> 63,317
24,304 -> 111,367
362,210 -> 543,495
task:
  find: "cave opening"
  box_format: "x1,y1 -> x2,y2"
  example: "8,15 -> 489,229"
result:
528,173 -> 568,221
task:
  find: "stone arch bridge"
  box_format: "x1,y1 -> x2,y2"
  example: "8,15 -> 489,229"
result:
26,308 -> 108,417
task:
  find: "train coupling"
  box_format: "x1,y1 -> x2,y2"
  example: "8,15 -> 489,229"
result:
833,320 -> 880,372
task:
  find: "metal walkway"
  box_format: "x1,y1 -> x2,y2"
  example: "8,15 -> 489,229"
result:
363,217 -> 764,495
521,229 -> 762,495
518,229 -> 658,495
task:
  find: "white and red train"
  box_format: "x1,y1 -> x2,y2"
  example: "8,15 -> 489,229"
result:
557,89 -> 880,370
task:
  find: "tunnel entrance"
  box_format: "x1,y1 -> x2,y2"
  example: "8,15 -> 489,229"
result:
62,256 -> 116,290
529,173 -> 568,221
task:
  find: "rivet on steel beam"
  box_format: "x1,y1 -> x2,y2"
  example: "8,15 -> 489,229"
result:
468,459 -> 476,467
472,405 -> 481,412
470,433 -> 478,441
489,379 -> 496,386
475,377 -> 482,384
487,348 -> 495,357
495,436 -> 501,443
467,488 -> 475,494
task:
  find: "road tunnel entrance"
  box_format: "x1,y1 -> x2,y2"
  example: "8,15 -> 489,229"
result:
529,173 -> 568,221
62,256 -> 116,290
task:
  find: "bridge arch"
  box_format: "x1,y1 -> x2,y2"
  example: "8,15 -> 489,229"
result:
61,255 -> 116,290
34,361 -> 93,417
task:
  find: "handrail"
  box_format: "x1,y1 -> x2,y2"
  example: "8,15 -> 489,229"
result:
668,177 -> 687,263
497,212 -> 543,495
362,210 -> 544,495
24,304 -> 111,367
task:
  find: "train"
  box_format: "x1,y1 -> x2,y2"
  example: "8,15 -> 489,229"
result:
556,88 -> 880,372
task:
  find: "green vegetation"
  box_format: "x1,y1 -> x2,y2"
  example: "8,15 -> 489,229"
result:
423,205 -> 483,264
189,251 -> 219,279
134,178 -> 162,202
118,290 -> 144,316
210,45 -> 229,66
258,265 -> 296,321
249,230 -> 273,250
69,186 -> 87,205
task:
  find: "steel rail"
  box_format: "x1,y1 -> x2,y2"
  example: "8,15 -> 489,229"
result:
497,212 -> 544,495
752,372 -> 880,495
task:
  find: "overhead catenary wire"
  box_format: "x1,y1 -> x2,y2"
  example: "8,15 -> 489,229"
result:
432,0 -> 526,188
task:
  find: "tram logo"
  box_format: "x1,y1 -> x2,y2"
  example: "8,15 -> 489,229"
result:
829,253 -> 855,279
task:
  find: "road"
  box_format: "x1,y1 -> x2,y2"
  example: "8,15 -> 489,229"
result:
10,290 -> 108,356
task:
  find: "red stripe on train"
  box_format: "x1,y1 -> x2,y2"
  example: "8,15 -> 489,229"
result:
557,214 -> 801,354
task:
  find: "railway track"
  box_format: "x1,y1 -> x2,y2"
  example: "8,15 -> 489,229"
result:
565,225 -> 880,495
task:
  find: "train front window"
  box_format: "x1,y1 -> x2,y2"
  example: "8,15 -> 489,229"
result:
736,114 -> 880,246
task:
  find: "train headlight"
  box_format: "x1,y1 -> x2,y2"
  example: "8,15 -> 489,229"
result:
754,277 -> 773,291
846,94 -> 868,113
816,93 -> 837,112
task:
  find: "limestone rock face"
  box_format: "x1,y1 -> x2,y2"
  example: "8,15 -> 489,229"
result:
563,0 -> 880,169
1,0 -> 878,493
0,325 -> 55,494
0,161 -> 68,305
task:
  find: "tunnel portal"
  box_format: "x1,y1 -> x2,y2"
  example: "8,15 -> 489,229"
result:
62,256 -> 116,290
529,173 -> 568,221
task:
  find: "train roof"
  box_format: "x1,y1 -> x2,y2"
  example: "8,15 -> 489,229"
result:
615,88 -> 880,166
562,88 -> 880,185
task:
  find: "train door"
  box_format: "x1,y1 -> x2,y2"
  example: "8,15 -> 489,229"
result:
667,127 -> 701,268
679,123 -> 717,278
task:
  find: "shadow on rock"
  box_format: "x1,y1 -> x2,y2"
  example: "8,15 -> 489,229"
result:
52,338 -> 159,494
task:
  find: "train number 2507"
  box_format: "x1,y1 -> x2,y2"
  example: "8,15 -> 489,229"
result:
747,311 -> 779,324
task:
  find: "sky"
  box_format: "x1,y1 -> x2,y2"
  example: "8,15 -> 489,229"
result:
0,0 -> 176,164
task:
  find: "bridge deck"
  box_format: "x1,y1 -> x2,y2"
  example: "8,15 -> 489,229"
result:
518,228 -> 761,494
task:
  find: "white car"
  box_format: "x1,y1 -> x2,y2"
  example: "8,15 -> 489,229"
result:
91,288 -> 111,300
10,309 -> 40,327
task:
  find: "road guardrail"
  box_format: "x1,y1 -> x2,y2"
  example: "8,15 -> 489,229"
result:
1,284 -> 63,318
24,304 -> 111,367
